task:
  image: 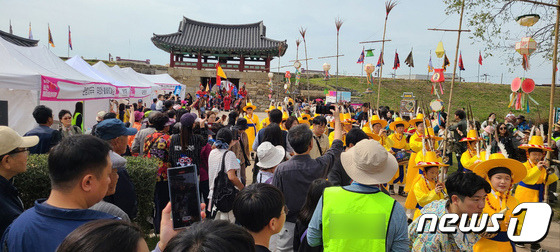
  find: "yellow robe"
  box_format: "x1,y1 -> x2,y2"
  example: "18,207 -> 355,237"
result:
474,192 -> 519,252
260,117 -> 270,129
328,130 -> 346,146
405,132 -> 423,192
244,114 -> 260,150
404,153 -> 427,209
515,161 -> 559,203
413,177 -> 445,220
460,149 -> 483,172
387,133 -> 410,184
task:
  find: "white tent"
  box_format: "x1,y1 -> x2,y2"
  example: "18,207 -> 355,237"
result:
66,56 -> 131,98
114,66 -> 161,95
0,37 -> 117,134
93,62 -> 154,99
137,72 -> 185,98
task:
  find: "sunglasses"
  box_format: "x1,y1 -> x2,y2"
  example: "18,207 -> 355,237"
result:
62,117 -> 72,120
499,127 -> 506,130
1,148 -> 28,158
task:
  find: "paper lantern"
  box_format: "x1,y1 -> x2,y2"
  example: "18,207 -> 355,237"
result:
516,14 -> 540,27
511,77 -> 521,92
521,78 -> 535,93
285,71 -> 291,78
435,41 -> 445,58
293,60 -> 302,69
365,49 -> 374,57
268,72 -> 274,79
364,63 -> 375,74
323,63 -> 331,71
431,68 -> 445,82
515,37 -> 537,56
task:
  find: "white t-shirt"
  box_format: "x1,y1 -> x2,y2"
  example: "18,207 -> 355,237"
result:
256,170 -> 274,184
207,149 -> 240,202
155,100 -> 164,111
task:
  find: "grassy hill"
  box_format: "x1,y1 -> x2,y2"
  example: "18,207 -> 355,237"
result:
301,76 -> 559,123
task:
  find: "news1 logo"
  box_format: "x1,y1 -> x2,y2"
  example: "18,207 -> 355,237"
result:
416,203 -> 553,243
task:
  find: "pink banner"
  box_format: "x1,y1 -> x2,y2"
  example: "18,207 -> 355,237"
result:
156,83 -> 180,91
130,87 -> 151,98
40,76 -> 119,101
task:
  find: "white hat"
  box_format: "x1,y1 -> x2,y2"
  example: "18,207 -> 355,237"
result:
256,141 -> 285,169
340,139 -> 398,185
0,126 -> 39,156
96,111 -> 106,121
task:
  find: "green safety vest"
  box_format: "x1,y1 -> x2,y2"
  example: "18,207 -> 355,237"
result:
322,187 -> 395,252
72,112 -> 84,133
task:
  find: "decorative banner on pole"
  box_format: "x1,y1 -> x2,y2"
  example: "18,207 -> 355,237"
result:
285,71 -> 291,94
430,68 -> 445,95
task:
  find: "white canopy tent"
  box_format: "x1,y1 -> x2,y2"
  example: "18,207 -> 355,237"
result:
66,56 -> 132,98
137,72 -> 185,98
0,37 -> 117,134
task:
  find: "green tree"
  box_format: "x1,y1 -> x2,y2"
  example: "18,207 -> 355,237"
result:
443,0 -> 557,68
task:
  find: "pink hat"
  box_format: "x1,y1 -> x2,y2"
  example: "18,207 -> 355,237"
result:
484,126 -> 495,135
133,111 -> 144,122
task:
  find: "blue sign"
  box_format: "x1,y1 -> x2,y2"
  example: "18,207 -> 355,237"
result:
173,85 -> 182,95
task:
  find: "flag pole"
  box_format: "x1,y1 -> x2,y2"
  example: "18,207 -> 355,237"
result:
361,46 -> 364,83
67,26 -> 69,58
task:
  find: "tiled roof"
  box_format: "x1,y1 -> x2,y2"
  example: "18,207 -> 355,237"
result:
152,17 -> 287,57
0,30 -> 39,47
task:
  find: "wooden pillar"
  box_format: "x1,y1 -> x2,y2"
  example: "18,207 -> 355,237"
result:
169,51 -> 175,68
197,53 -> 202,70
265,56 -> 271,72
239,55 -> 245,72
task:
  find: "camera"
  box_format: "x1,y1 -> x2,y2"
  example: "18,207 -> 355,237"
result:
315,103 -> 335,115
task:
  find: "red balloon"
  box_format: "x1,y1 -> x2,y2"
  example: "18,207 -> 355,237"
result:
511,77 -> 521,92
521,78 -> 535,93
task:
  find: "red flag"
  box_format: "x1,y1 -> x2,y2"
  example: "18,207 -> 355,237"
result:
458,53 -> 465,71
376,52 -> 384,67
68,26 -> 72,50
478,51 -> 483,65
393,50 -> 400,70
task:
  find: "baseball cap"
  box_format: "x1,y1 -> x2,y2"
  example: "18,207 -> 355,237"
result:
0,126 -> 39,156
180,113 -> 197,128
95,119 -> 138,140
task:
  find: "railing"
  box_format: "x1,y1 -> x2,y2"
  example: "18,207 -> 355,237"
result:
173,61 -> 268,72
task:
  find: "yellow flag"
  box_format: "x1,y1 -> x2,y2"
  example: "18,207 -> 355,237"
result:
216,64 -> 227,79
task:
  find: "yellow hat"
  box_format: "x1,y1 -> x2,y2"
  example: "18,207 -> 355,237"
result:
459,129 -> 483,142
415,151 -> 449,171
243,102 -> 257,111
365,115 -> 388,128
265,105 -> 276,113
282,112 -> 289,121
415,127 -> 443,141
329,114 -> 346,128
518,135 -> 553,151
473,153 -> 527,184
389,117 -> 410,131
409,113 -> 425,126
362,126 -> 381,141
342,113 -> 355,124
298,116 -> 310,125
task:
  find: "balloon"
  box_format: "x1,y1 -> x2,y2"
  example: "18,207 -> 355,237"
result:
521,78 -> 535,93
511,77 -> 521,92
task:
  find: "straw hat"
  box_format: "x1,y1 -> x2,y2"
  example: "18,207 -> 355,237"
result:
362,126 -> 381,141
341,139 -> 398,185
409,113 -> 425,126
415,127 -> 443,141
459,129 -> 483,142
414,151 -> 449,171
243,102 -> 257,111
473,153 -> 527,184
389,117 -> 410,131
364,115 -> 388,128
519,135 -> 553,151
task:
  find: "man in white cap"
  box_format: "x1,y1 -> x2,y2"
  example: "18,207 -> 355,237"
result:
255,141 -> 285,184
307,139 -> 409,251
0,126 -> 39,236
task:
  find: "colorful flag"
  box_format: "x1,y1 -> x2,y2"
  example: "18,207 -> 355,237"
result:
405,51 -> 414,67
478,51 -> 483,65
442,54 -> 450,71
28,22 -> 33,39
68,26 -> 72,50
458,53 -> 465,71
357,49 -> 365,64
9,20 -> 13,34
48,24 -> 55,47
376,52 -> 384,67
393,50 -> 400,70
428,54 -> 434,72
216,63 -> 227,86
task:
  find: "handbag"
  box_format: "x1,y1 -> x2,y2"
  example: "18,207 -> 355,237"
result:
212,150 -> 238,212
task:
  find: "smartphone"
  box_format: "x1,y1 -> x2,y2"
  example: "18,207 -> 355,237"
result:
167,165 -> 201,229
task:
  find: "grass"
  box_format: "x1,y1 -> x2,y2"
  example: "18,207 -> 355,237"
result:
299,76 -> 559,123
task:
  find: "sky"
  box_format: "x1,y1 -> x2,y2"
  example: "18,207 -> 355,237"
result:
1,0 -> 557,84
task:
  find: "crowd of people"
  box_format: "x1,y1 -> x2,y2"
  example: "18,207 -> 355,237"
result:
0,90 -> 559,252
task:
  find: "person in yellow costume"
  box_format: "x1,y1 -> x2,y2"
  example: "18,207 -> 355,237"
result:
472,150 -> 527,252
387,117 -> 410,196
406,114 -> 425,193
260,105 -> 276,129
404,127 -> 443,219
243,102 -> 260,150
412,151 -> 448,220
298,114 -> 311,126
280,111 -> 289,131
362,114 -> 386,143
460,128 -> 485,172
328,113 -> 353,145
516,132 -> 558,204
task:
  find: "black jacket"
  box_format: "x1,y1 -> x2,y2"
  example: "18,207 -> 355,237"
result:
0,176 -> 24,235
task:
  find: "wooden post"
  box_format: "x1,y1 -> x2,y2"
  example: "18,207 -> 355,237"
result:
197,53 -> 202,70
239,55 -> 245,72
169,51 -> 175,68
265,56 -> 271,72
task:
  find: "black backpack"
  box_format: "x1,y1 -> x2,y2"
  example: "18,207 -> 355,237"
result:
212,150 -> 238,212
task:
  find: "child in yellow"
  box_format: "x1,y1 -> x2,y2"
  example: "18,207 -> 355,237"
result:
387,117 -> 410,196
243,102 -> 260,150
473,152 -> 527,252
328,113 -> 353,145
459,129 -> 485,172
406,114 -> 425,193
260,105 -> 276,129
362,115 -> 388,148
412,151 -> 448,220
